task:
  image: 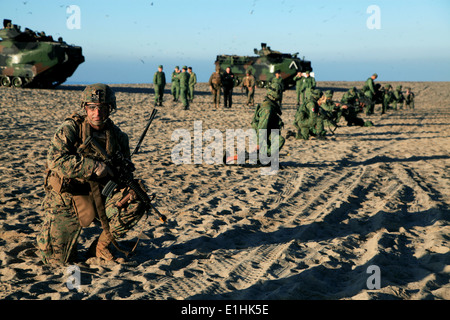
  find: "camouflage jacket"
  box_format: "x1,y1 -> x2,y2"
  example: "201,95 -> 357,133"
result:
300,77 -> 316,92
45,113 -> 130,191
209,72 -> 222,88
251,97 -> 283,131
242,74 -> 256,89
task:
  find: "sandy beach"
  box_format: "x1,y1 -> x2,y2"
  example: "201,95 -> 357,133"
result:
0,81 -> 449,300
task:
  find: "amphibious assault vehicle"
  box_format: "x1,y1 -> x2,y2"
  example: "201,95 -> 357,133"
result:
215,43 -> 313,89
0,19 -> 84,88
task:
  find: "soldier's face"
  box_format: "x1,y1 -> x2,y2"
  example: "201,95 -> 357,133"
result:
85,103 -> 109,128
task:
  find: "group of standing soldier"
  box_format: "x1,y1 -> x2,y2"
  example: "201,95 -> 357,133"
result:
153,65 -> 197,110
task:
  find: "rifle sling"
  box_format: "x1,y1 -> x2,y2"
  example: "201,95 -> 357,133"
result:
89,181 -> 132,257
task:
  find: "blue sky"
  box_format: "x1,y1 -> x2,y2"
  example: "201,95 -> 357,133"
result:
2,0 -> 450,83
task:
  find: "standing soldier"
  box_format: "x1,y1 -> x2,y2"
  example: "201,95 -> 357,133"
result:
36,84 -> 148,264
362,73 -> 378,115
222,67 -> 235,108
209,66 -> 222,108
251,82 -> 285,159
271,70 -> 284,107
404,87 -> 415,109
178,66 -> 190,110
293,71 -> 304,106
153,65 -> 166,106
187,67 -> 197,102
300,71 -> 316,104
381,84 -> 393,114
171,66 -> 180,102
242,69 -> 256,107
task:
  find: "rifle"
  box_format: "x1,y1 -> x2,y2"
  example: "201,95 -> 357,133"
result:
78,109 -> 167,224
318,106 -> 340,135
132,108 -> 158,156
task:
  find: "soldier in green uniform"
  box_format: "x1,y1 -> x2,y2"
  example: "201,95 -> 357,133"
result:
36,84 -> 147,264
209,66 -> 222,108
187,67 -> 197,102
153,65 -> 166,106
404,87 -> 415,109
271,70 -> 284,107
300,71 -> 316,104
242,69 -> 256,107
178,66 -> 190,110
171,66 -> 180,101
293,71 -> 304,106
320,90 -> 341,131
381,84 -> 394,114
340,87 -> 374,127
251,82 -> 285,158
392,85 -> 404,110
362,73 -> 378,115
293,89 -> 326,140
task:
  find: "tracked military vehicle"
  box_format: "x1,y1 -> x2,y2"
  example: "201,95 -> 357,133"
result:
0,19 -> 84,88
215,43 -> 312,89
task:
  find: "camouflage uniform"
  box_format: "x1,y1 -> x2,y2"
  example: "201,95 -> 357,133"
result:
404,87 -> 415,109
209,68 -> 222,108
340,87 -> 373,127
178,66 -> 190,110
293,73 -> 304,105
362,73 -> 378,115
171,66 -> 180,101
251,83 -> 285,157
381,84 -> 394,114
293,89 -> 326,140
153,65 -> 166,106
187,67 -> 197,102
271,71 -> 284,106
242,70 -> 256,106
300,71 -> 316,103
36,84 -> 146,264
392,85 -> 405,110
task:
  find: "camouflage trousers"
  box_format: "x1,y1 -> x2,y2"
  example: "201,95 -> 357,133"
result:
36,188 -> 146,264
295,114 -> 325,140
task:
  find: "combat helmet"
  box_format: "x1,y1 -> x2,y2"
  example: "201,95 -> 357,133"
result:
81,83 -> 117,112
266,82 -> 282,101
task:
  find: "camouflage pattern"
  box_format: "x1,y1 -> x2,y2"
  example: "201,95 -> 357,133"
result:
404,88 -> 415,109
36,110 -> 146,264
251,84 -> 285,157
392,85 -> 405,110
381,84 -> 394,114
0,19 -> 84,88
208,69 -> 222,108
215,43 -> 312,89
241,71 -> 256,106
293,89 -> 326,140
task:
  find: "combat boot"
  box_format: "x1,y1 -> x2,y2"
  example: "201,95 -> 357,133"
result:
95,231 -> 114,261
